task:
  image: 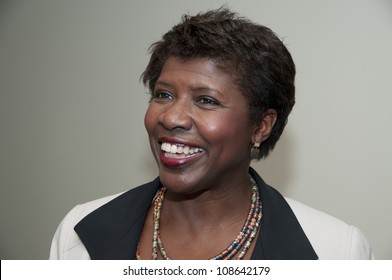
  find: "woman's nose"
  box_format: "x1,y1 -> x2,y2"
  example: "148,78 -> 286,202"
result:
159,100 -> 192,131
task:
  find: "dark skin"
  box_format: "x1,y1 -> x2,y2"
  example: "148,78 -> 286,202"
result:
139,57 -> 277,259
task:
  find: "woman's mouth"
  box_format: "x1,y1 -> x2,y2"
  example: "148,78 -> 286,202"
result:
160,142 -> 204,158
158,142 -> 204,168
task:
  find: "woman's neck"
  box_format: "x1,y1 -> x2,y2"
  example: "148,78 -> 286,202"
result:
162,177 -> 253,233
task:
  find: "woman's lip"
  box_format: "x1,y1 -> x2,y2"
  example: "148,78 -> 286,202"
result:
158,136 -> 199,148
159,150 -> 203,168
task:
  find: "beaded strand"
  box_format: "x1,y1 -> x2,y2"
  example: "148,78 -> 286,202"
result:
211,183 -> 261,260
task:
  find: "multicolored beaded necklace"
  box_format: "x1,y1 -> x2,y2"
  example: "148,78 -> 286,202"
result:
135,176 -> 262,260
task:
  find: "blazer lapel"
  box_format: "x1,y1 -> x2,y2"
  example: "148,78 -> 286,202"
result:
74,178 -> 160,259
250,168 -> 318,259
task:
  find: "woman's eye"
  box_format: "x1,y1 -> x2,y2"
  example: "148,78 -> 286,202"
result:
152,91 -> 173,100
197,97 -> 220,106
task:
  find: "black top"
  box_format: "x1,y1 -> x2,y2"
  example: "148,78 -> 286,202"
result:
75,168 -> 318,260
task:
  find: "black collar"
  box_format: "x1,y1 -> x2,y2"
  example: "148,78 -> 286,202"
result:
75,168 -> 318,260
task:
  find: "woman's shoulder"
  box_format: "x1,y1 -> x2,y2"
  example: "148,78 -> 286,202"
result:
49,179 -> 160,259
60,178 -> 160,228
67,192 -> 125,223
49,192 -> 124,259
285,197 -> 374,260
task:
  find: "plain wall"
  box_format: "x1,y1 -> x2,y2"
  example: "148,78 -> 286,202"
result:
1,0 -> 391,259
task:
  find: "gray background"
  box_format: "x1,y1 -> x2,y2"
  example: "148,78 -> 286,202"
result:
1,0 -> 391,259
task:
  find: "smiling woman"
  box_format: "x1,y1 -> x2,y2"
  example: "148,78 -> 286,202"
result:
49,7 -> 374,260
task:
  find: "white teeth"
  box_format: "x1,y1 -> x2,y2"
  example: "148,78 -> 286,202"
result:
160,142 -> 203,156
161,142 -> 170,152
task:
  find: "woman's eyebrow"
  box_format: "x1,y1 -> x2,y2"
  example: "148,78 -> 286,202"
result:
189,86 -> 223,97
155,80 -> 173,89
156,81 -> 223,97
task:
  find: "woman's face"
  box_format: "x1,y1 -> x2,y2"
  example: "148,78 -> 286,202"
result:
144,56 -> 259,194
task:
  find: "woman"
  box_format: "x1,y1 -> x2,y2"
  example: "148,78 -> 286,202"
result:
50,8 -> 373,260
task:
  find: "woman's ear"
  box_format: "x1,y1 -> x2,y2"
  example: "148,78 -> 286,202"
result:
252,109 -> 277,144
